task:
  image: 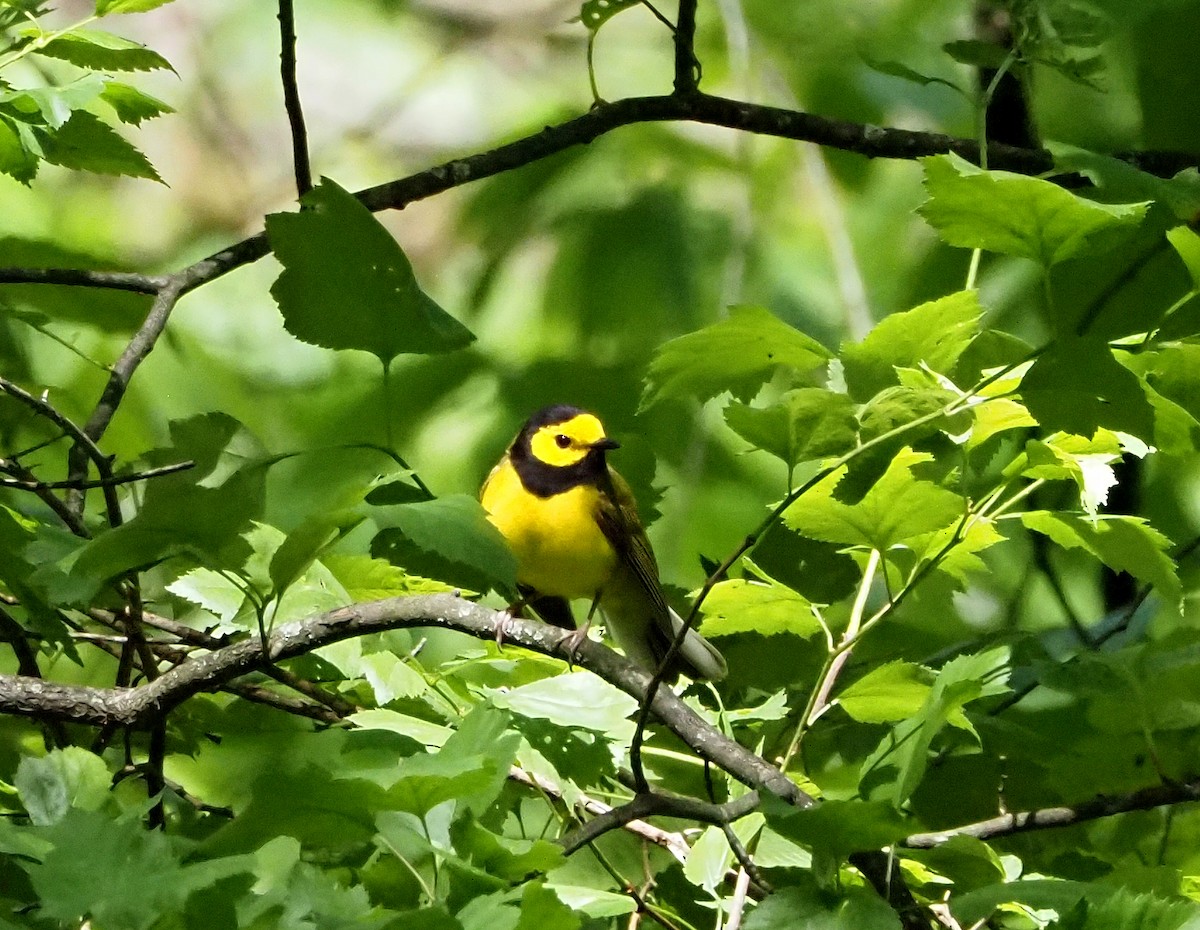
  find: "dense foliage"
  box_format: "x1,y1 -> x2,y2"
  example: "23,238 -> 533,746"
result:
2,0 -> 1200,927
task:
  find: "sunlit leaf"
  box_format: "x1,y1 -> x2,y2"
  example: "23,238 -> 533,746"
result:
641,305 -> 830,410
842,290 -> 981,399
783,448 -> 965,551
698,578 -> 821,638
35,29 -> 174,72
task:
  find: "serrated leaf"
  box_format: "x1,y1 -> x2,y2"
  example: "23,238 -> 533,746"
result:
1020,337 -> 1156,440
166,567 -> 246,625
579,0 -> 639,32
509,714 -> 616,786
35,29 -> 173,72
267,177 -> 474,364
371,494 -> 516,593
324,553 -> 456,600
359,652 -> 428,704
838,661 -> 933,724
698,578 -> 821,638
783,448 -> 965,551
37,110 -> 161,181
842,290 -> 981,399
725,388 -> 857,470
640,305 -> 831,410
919,152 -> 1148,267
99,81 -> 173,125
1020,511 -> 1180,609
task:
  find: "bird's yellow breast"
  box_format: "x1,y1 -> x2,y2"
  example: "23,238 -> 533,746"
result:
482,460 -> 618,599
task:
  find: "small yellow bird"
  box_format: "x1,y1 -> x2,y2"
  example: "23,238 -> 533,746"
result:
481,405 -> 727,682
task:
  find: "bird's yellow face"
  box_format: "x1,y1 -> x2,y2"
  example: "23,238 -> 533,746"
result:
528,412 -> 611,467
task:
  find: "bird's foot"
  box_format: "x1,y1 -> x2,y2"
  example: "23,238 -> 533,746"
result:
494,597 -> 529,648
560,624 -> 592,669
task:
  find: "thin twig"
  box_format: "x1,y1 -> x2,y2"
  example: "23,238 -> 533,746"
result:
277,0 -> 312,196
904,776 -> 1200,848
0,460 -> 194,491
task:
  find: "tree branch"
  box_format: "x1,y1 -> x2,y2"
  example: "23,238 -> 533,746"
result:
673,0 -> 699,95
904,777 -> 1200,848
0,267 -> 168,292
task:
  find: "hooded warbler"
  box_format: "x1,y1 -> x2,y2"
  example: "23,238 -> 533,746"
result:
481,404 -> 727,682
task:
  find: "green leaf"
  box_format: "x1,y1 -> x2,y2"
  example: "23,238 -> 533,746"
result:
783,448 -> 965,551
0,76 -> 106,128
942,39 -> 1011,69
14,749 -> 110,826
762,796 -> 911,863
509,713 -> 616,786
725,389 -> 857,470
485,671 -> 637,736
841,290 -> 981,399
359,652 -> 428,704
266,177 -> 474,364
38,110 -> 161,181
1048,887 -> 1200,930
743,881 -> 902,930
1020,336 -> 1156,439
324,553 -> 456,599
0,115 -> 38,183
919,153 -> 1149,267
682,826 -> 731,893
516,882 -> 581,930
1050,145 -> 1200,223
838,661 -> 933,724
23,809 -> 250,930
1167,225 -> 1200,291
35,29 -> 174,72
371,494 -> 517,593
453,821 -> 566,883
1020,511 -> 1180,609
1019,432 -> 1124,515
579,0 -> 639,32
698,578 -> 821,638
544,885 -> 635,918
640,305 -> 831,410
99,81 -> 173,125
870,648 -> 1009,806
862,57 -> 963,94
268,510 -> 364,597
95,0 -> 177,13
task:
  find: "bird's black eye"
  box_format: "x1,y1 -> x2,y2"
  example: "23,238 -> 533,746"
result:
554,434 -> 571,449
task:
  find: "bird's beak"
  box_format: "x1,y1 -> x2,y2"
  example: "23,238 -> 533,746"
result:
591,437 -> 621,451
